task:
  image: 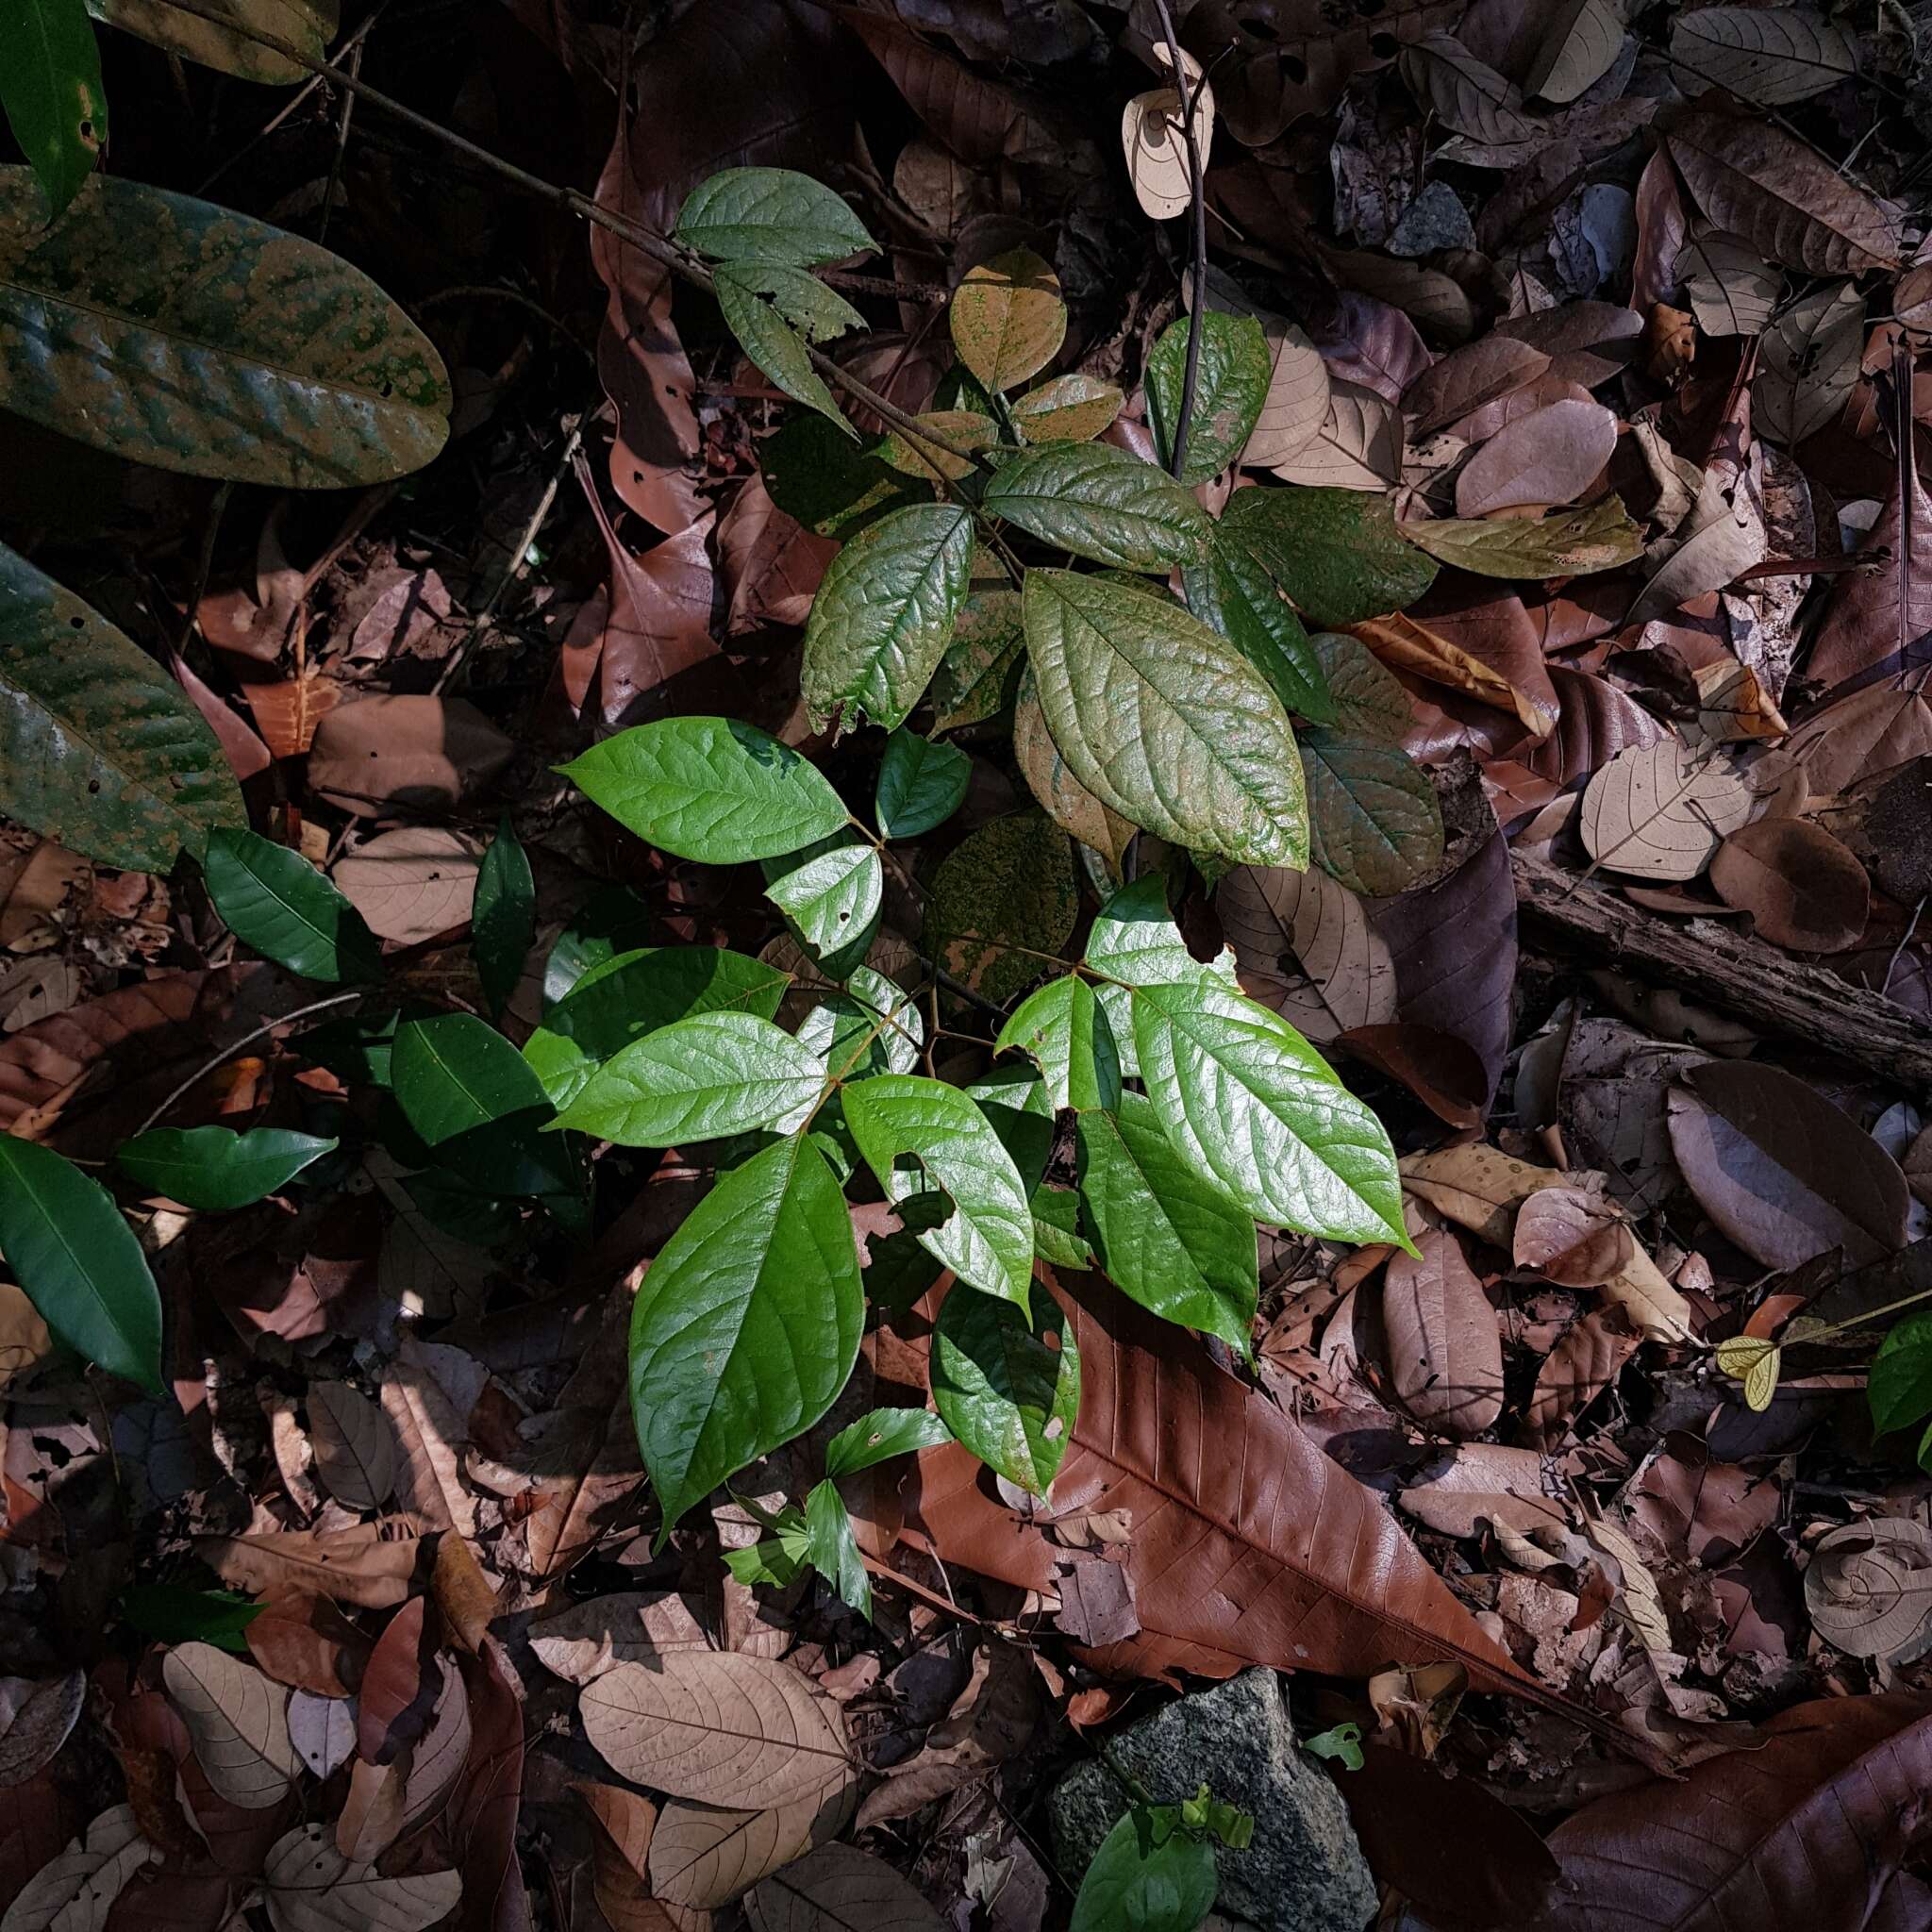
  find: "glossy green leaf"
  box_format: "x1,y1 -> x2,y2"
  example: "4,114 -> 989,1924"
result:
2,0 -> 106,217
675,167 -> 876,265
760,413 -> 928,539
1070,1809 -> 1219,1932
800,503 -> 974,730
1300,727 -> 1445,895
472,816 -> 534,1019
713,258 -> 864,345
525,945 -> 790,1109
1220,486 -> 1439,628
1084,874 -> 1239,995
558,716 -> 848,864
825,1406 -> 952,1477
1021,570 -> 1308,867
929,586 -> 1025,733
995,974 -> 1121,1113
629,1132 -> 863,1538
541,886 -> 655,1009
0,171 -> 449,485
0,1135 -> 159,1391
804,1477 -> 872,1619
87,0 -> 337,85
766,843 -> 884,958
932,1279 -> 1078,1494
1399,497 -> 1644,578
0,543 -> 244,872
1146,311 -> 1271,484
1870,1311 -> 1932,1439
1012,372 -> 1124,442
556,1011 -> 825,1147
923,809 -> 1077,1007
842,1074 -> 1034,1307
875,729 -> 971,839
1077,1093 -> 1257,1354
1030,1184 -> 1094,1270
118,1583 -> 261,1652
116,1125 -> 337,1210
1182,533 -> 1337,724
712,268 -> 853,437
981,443 -> 1209,572
1130,978 -> 1408,1246
798,967 -> 924,1084
204,827 -> 380,984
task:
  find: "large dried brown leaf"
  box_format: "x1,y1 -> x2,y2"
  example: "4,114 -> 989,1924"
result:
262,1824 -> 460,1932
1404,337 -> 1551,436
197,1520 -> 431,1609
1456,399 -> 1619,517
1355,587 -> 1559,739
330,827 -> 482,946
745,1844 -> 945,1931
1517,666 -> 1667,791
0,1671 -> 84,1788
1524,1308 -> 1641,1449
379,1336 -> 478,1539
160,1644 -> 301,1811
719,475 -> 839,636
357,1599 -> 441,1768
1786,684 -> 1932,797
1216,862 -> 1397,1044
1708,820 -> 1870,954
529,1591 -> 710,1686
1807,431 -> 1932,699
1579,740 -> 1755,882
307,696 -> 512,819
1383,1226 -> 1505,1438
308,1383 -> 397,1512
648,1781 -> 854,1912
576,1783 -> 683,1932
245,1591 -> 369,1699
6,1806 -> 156,1932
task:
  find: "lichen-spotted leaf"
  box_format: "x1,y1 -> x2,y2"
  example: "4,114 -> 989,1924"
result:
1300,728 -> 1445,895
949,247 -> 1066,391
1182,531 -> 1337,723
88,0 -> 339,85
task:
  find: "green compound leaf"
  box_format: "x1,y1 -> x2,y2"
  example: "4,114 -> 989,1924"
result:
1299,727 -> 1445,896
801,503 -> 975,730
203,827 -> 381,984
1070,1808 -> 1219,1932
558,716 -> 849,865
1219,486 -> 1439,629
805,1477 -> 872,1619
675,167 -> 876,266
996,974 -> 1122,1113
875,728 -> 971,840
87,0 -> 338,86
842,1074 -> 1034,1307
0,1135 -> 160,1391
981,442 -> 1209,573
824,1406 -> 952,1477
712,267 -> 853,437
472,816 -> 535,1019
765,842 -> 884,958
0,543 -> 245,872
798,967 -> 924,1084
116,1125 -> 337,1211
1146,311 -> 1271,484
1021,570 -> 1308,867
1076,1092 -> 1257,1355
556,1010 -> 825,1148
629,1132 -> 862,1540
1182,531 -> 1337,724
0,171 -> 450,486
2,0 -> 107,218
932,1279 -> 1079,1495
525,945 -> 790,1109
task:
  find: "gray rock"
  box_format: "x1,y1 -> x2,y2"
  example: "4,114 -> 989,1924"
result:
1048,1670 -> 1376,1932
1387,181 -> 1475,258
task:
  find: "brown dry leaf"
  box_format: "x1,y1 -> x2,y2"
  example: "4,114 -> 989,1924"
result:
379,1337 -> 479,1538
332,828 -> 481,946
307,1383 -> 397,1512
308,695 -> 512,818
169,648 -> 273,783
746,1844 -> 946,1931
1396,1442 -> 1572,1541
1524,1309 -> 1641,1448
0,1670 -> 84,1787
1383,1225 -> 1505,1438
358,1598 -> 441,1768
1804,1520 -> 1932,1664
576,1783 -> 681,1932
1694,658 -> 1788,743
648,1782 -> 856,1912
1579,739 -> 1755,882
580,1653 -> 854,1808
394,1660 -> 472,1842
1524,0 -> 1625,103
1676,234 -> 1782,339
1399,33 -> 1541,147
1352,607 -> 1557,739
1454,398 -> 1618,517
1272,379 -> 1401,489
1197,269 -> 1329,470
1122,49 -> 1212,225
528,1591 -> 710,1686
856,1641 -> 1038,1828
160,1643 -> 301,1810
1513,1188 -> 1634,1288
197,1520 -> 429,1608
1399,1144 -> 1569,1247
719,474 -> 838,635
1707,820 -> 1870,954
243,673 -> 343,759
1667,1060 -> 1911,1271
1405,337 -> 1551,437
244,1591 -> 368,1699
1754,280 -> 1863,446
1787,684 -> 1932,797
262,1823 -> 460,1932
1216,863 -> 1396,1045
1670,5 -> 1858,106
338,1758 -> 406,1863
431,1531 -> 498,1655
6,1805 -> 156,1932
1598,1237 -> 1696,1345
1807,427 -> 1932,700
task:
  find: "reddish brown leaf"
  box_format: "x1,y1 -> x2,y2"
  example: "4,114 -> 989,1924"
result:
1513,1187 -> 1634,1289
448,1640 -> 525,1932
1518,666 -> 1668,791
1708,820 -> 1871,955
1524,1309 -> 1641,1450
1404,336 -> 1551,435
718,473 -> 839,636
307,697 -> 513,819
1382,1226 -> 1505,1439
1338,1024 -> 1487,1130
244,1591 -> 369,1699
197,1522 -> 430,1610
1806,428 -> 1932,700
242,673 -> 344,760
167,651 -> 271,783
356,1600 -> 441,1768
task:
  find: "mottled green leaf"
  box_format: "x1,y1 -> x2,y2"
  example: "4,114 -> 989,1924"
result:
2,0 -> 106,217
204,827 -> 379,983
630,1132 -> 862,1538
558,716 -> 848,864
1146,311 -> 1271,484
0,171 -> 449,485
473,815 -> 534,1019
801,503 -> 974,730
1183,533 -> 1337,723
712,267 -> 853,436
1397,497 -> 1645,578
675,167 -> 876,265
116,1125 -> 337,1211
0,1135 -> 159,1391
825,1406 -> 952,1477
949,247 -> 1065,391
875,729 -> 970,840
929,585 -> 1025,732
1012,671 -> 1137,874
1310,633 -> 1413,744
996,974 -> 1121,1113
982,442 -> 1209,572
932,1279 -> 1078,1494
1012,372 -> 1124,442
713,258 -> 864,344
923,809 -> 1076,1006
1300,727 -> 1444,895
1221,486 -> 1439,628
88,0 -> 336,85
0,543 -> 244,872
877,409 -> 997,483
1021,570 -> 1308,866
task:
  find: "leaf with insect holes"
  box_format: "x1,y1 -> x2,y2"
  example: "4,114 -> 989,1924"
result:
766,843 -> 883,960
675,167 -> 875,265
982,442 -> 1209,572
263,1824 -> 460,1932
2,0 -> 107,217
801,504 -> 974,730
1146,311 -> 1271,483
949,248 -> 1066,391
117,1125 -> 337,1211
825,1407 -> 952,1477
712,269 -> 853,437
205,827 -> 381,984
874,729 -> 971,839
932,1279 -> 1079,1494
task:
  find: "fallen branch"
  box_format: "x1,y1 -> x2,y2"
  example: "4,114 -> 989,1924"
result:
1511,851 -> 1932,1090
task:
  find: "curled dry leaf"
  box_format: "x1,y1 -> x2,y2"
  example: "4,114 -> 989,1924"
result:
160,1644 -> 301,1811
1707,820 -> 1870,955
1454,398 -> 1618,518
1215,862 -> 1396,1044
746,1843 -> 946,1931
1804,1520 -> 1932,1665
307,1382 -> 397,1512
1513,1187 -> 1633,1289
1122,54 -> 1212,225
580,1652 -> 854,1809
1383,1225 -> 1504,1438
262,1823 -> 460,1932
197,1521 -> 428,1608
1579,740 -> 1756,882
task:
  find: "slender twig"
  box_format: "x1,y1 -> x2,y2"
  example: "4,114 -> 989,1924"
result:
315,31 -> 362,243
1147,0 -> 1208,481
133,991 -> 366,1137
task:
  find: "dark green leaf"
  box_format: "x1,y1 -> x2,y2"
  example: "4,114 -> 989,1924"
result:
842,1074 -> 1034,1307
1070,1809 -> 1219,1932
929,586 -> 1025,733
556,1011 -> 825,1147
1030,1183 -> 1094,1270
765,842 -> 883,957
0,1135 -> 159,1391
824,1407 -> 952,1477
981,443 -> 1209,572
0,543 -> 244,872
0,171 -> 449,485
996,974 -> 1121,1112
923,809 -> 1077,1007
1310,633 -> 1413,744
558,716 -> 848,864
116,1125 -> 337,1210
473,816 -> 534,1019
760,413 -> 928,539
630,1132 -> 863,1537
875,729 -> 971,840
542,886 -> 656,1011
1077,1093 -> 1257,1354
118,1584 -> 260,1652
1022,571 -> 1309,867
801,503 -> 974,730
87,0 -> 335,85
932,1279 -> 1079,1494
1220,487 -> 1439,628
1300,727 -> 1445,896
1182,534 -> 1337,724
713,258 -> 864,344
712,269 -> 853,436
204,827 -> 380,984
675,167 -> 876,265
805,1477 -> 872,1619
1870,1311 -> 1932,1439
1,0 -> 106,217
1146,311 -> 1271,484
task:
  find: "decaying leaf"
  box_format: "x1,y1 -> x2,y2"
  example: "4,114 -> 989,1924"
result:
1579,739 -> 1755,882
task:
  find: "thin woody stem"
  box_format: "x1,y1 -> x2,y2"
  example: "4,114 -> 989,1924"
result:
1146,0 -> 1208,481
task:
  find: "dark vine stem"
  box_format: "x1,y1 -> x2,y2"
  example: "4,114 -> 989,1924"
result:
1146,0 -> 1208,482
